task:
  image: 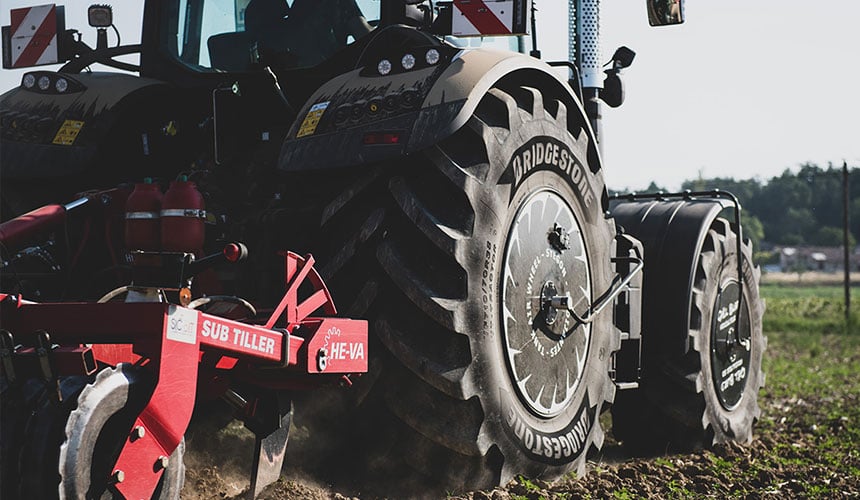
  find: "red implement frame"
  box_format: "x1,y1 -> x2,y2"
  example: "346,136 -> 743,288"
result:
0,252 -> 367,498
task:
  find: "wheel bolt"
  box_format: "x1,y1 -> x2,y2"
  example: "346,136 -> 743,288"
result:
131,426 -> 145,440
156,455 -> 169,470
112,470 -> 125,484
548,223 -> 571,252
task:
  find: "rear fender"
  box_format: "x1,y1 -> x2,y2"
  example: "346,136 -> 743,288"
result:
0,72 -> 170,180
278,49 -> 593,172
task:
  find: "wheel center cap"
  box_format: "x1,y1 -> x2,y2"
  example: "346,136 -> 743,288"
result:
501,190 -> 591,418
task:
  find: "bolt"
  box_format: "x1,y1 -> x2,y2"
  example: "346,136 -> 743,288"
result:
156,456 -> 169,470
317,348 -> 328,372
131,426 -> 145,440
548,223 -> 570,252
112,470 -> 125,484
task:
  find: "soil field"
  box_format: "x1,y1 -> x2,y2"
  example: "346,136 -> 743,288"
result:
183,283 -> 860,499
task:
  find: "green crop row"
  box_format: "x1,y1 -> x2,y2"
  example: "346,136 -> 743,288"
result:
761,284 -> 860,335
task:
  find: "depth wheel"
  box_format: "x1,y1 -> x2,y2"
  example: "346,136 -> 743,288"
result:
17,365 -> 184,499
59,364 -> 185,499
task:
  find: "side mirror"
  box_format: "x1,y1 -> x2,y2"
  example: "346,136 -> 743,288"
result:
647,0 -> 684,26
601,46 -> 635,108
609,46 -> 636,70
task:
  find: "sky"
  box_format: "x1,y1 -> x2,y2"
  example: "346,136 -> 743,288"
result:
598,1 -> 860,191
2,1 -> 859,191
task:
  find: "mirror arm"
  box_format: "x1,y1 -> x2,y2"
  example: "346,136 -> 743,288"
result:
60,44 -> 142,73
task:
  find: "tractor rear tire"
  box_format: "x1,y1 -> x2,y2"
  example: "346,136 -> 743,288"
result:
611,217 -> 765,453
295,84 -> 618,489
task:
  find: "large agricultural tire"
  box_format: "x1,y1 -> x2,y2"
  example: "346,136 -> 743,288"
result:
0,377 -> 49,499
290,83 -> 618,489
0,379 -> 20,499
611,214 -> 765,453
16,364 -> 184,499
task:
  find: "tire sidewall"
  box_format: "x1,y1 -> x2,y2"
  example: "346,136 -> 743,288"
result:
466,109 -> 616,473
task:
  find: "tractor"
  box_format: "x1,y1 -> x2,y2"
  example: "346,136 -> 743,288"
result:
0,0 -> 765,497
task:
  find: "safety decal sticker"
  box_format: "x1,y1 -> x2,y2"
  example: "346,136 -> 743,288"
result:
52,119 -> 84,145
296,101 -> 329,138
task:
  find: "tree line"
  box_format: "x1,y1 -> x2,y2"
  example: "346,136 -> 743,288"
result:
612,163 -> 860,253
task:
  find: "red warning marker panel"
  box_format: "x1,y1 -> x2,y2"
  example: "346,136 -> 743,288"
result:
3,4 -> 61,69
452,0 -> 529,37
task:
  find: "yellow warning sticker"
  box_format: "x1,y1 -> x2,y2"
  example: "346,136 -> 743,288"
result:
52,119 -> 84,146
296,101 -> 329,138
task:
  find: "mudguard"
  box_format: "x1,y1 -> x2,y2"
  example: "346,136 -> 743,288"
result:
610,198 -> 733,357
0,72 -> 171,180
279,46 -> 589,172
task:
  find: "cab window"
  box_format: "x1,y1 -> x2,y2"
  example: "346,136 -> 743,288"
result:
167,0 -> 380,71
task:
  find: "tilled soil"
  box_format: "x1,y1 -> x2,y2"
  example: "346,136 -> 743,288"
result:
182,331 -> 860,499
181,396 -> 859,499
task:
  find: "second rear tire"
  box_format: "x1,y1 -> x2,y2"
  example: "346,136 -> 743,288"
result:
611,215 -> 765,453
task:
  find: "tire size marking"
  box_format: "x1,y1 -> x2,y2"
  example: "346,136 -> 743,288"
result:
502,393 -> 595,465
509,136 -> 595,210
481,241 -> 497,333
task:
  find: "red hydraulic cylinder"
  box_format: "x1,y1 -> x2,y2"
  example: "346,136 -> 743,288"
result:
0,204 -> 66,249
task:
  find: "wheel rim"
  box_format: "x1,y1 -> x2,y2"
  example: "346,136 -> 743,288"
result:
501,189 -> 592,418
709,280 -> 752,410
59,365 -> 180,500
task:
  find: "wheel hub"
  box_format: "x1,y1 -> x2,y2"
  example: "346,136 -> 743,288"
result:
539,281 -> 560,325
501,190 -> 591,418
